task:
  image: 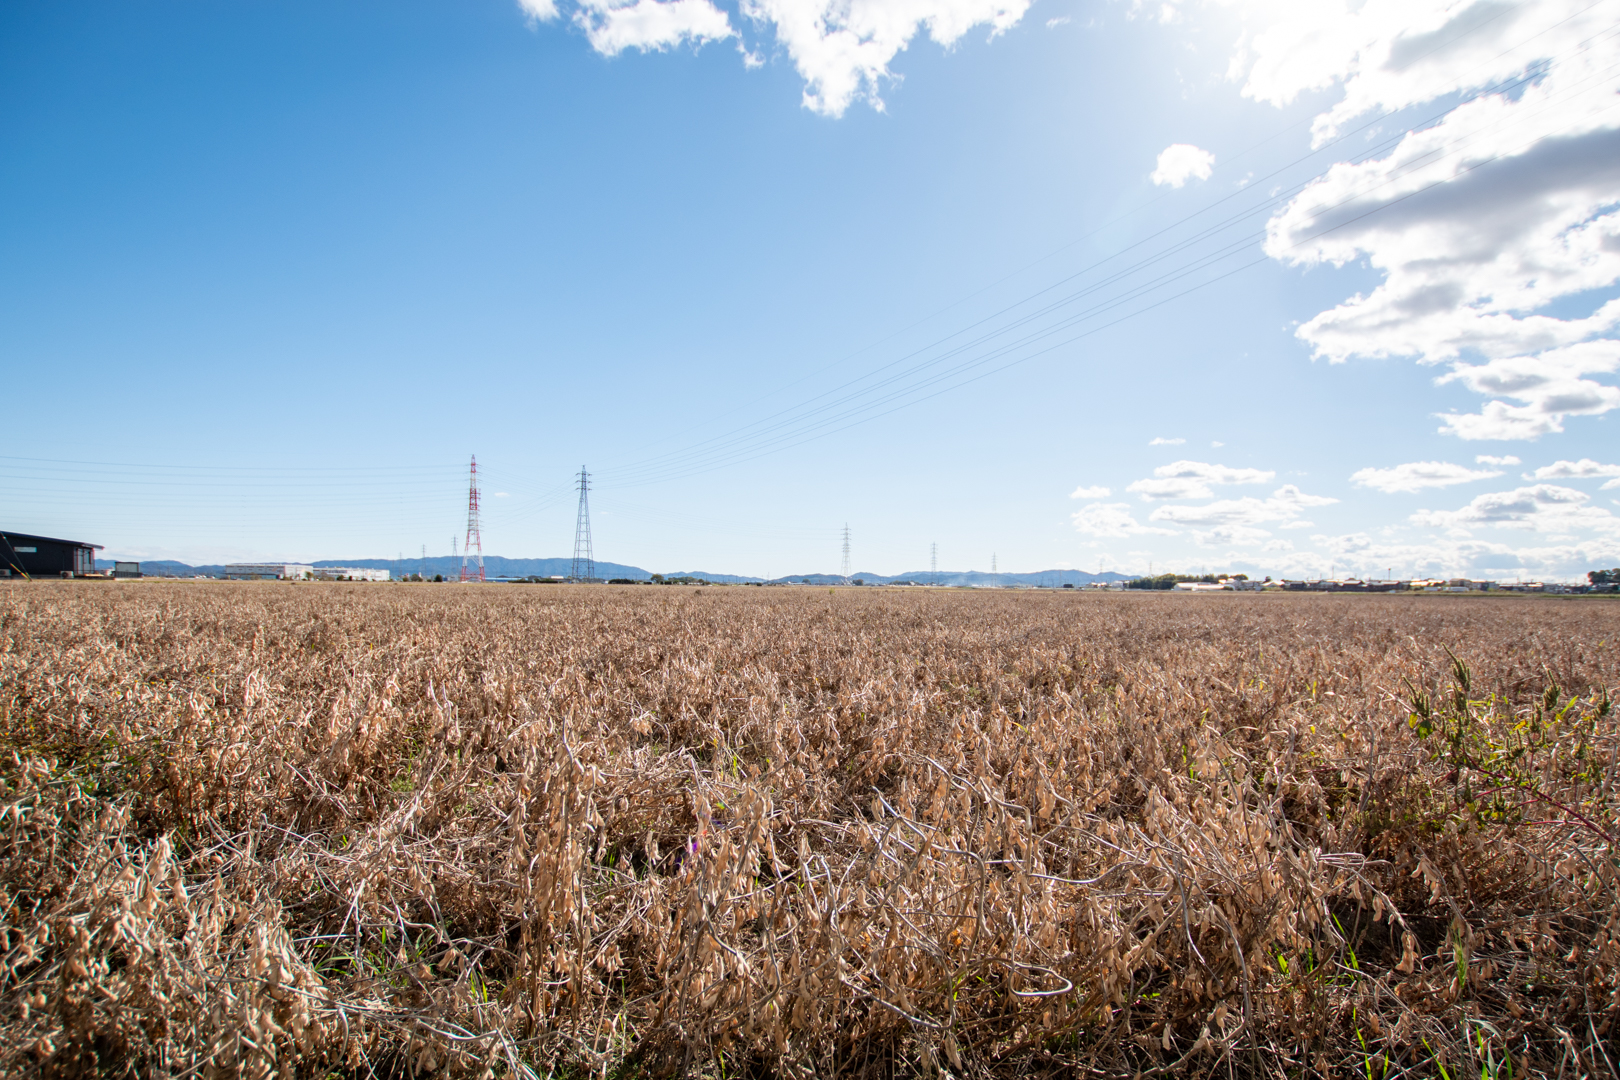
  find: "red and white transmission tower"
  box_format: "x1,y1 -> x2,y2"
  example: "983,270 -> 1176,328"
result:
460,455 -> 484,583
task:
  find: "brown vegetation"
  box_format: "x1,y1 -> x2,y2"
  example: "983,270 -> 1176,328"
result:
1,582 -> 1617,1078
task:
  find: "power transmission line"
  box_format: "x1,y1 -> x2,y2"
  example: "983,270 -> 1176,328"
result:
841,525 -> 851,586
595,0 -> 1578,476
590,29 -> 1617,490
602,69 -> 1619,490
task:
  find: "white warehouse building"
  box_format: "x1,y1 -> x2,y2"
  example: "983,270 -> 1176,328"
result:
222,564 -> 315,580
311,567 -> 391,582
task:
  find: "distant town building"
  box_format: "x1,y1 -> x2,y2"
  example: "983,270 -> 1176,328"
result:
113,561 -> 141,579
1,530 -> 102,578
222,563 -> 314,580
310,567 -> 390,582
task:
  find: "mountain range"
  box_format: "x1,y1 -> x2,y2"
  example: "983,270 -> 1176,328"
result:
97,556 -> 1131,587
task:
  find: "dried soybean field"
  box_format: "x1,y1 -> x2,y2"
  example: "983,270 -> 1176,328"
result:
1,583 -> 1618,1079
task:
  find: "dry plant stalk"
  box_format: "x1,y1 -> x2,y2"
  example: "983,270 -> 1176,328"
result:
1,582 -> 1616,1078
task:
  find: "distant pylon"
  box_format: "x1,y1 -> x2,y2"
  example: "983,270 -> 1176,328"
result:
840,524 -> 851,585
571,467 -> 594,582
930,542 -> 937,585
991,552 -> 997,587
460,456 -> 484,583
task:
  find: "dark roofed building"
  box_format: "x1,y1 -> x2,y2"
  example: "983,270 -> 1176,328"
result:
1,531 -> 103,578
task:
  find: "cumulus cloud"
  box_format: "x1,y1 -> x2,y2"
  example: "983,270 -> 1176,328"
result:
1149,483 -> 1337,527
741,0 -> 1032,115
1237,0 -> 1620,441
1476,455 -> 1520,466
1071,502 -> 1178,538
1151,143 -> 1215,187
1127,460 -> 1275,501
1526,458 -> 1620,480
1411,484 -> 1620,534
1069,484 -> 1112,499
1149,436 -> 1186,445
1192,523 -> 1272,547
1266,529 -> 1620,582
523,0 -> 1031,109
571,0 -> 733,54
1350,460 -> 1501,494
1435,342 -> 1620,441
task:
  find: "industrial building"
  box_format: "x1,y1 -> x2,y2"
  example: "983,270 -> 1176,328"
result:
222,563 -> 315,580
1,530 -> 103,578
218,564 -> 390,581
311,567 -> 390,582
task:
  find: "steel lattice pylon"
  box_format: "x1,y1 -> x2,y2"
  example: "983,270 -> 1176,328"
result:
571,467 -> 594,582
460,456 -> 484,583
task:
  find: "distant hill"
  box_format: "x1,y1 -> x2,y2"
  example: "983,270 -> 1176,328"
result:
98,558 -> 1127,587
768,569 -> 1130,587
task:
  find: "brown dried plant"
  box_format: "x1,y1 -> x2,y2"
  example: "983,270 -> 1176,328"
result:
0,582 -> 1616,1078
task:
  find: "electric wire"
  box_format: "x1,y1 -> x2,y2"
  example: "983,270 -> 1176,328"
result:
598,51 -> 1620,488
594,8 -> 1616,487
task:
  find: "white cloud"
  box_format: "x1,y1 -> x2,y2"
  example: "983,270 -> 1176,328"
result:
519,0 -> 560,19
1264,528 -> 1620,582
1127,459 -> 1275,501
1071,502 -> 1178,538
1149,483 -> 1337,527
1232,0 -> 1620,441
1211,440 -> 1225,447
1149,436 -> 1185,445
1069,484 -> 1111,499
573,0 -> 733,55
741,0 -> 1032,116
1046,15 -> 1070,27
1412,484 -> 1620,534
1151,143 -> 1215,187
493,491 -> 512,497
1475,455 -> 1520,466
1435,342 -> 1620,441
1192,523 -> 1272,547
1526,458 -> 1620,480
1350,460 -> 1501,494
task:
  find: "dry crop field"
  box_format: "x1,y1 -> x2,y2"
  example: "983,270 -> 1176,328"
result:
1,582 -> 1617,1079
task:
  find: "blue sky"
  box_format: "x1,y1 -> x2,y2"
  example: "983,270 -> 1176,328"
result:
3,0 -> 1618,580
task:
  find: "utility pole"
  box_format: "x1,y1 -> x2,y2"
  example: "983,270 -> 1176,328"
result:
571,467 -> 594,582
